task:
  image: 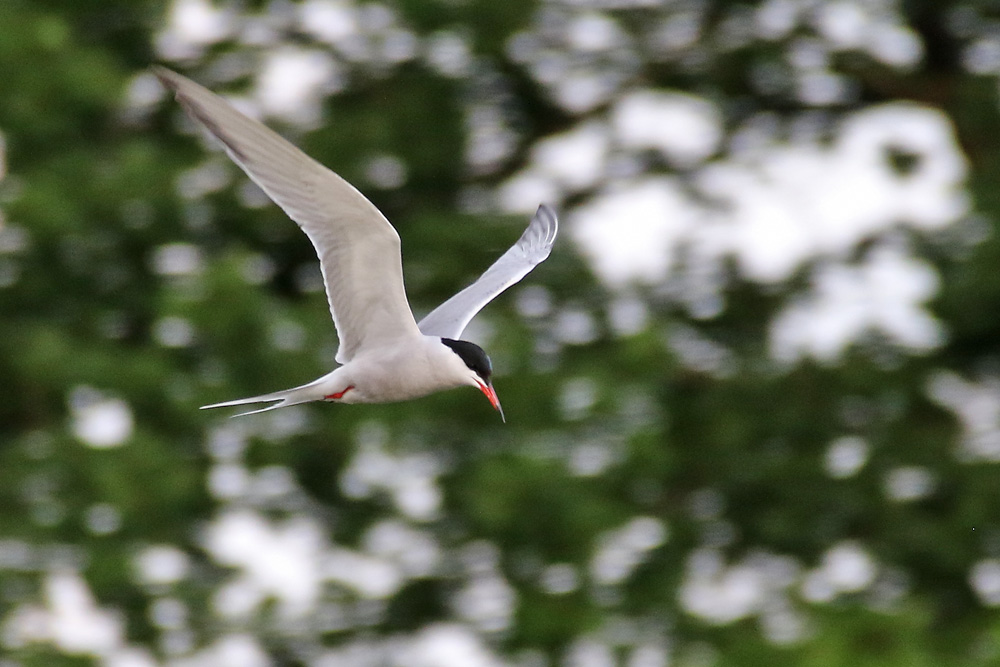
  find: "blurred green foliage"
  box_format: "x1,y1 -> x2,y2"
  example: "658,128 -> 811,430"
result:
4,1 -> 1000,666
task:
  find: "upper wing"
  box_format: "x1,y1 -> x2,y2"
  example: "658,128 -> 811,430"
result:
155,67 -> 421,363
417,204 -> 558,339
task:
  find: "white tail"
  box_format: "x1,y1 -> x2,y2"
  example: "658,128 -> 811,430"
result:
201,376 -> 328,417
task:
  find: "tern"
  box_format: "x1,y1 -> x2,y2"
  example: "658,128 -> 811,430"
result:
155,67 -> 557,421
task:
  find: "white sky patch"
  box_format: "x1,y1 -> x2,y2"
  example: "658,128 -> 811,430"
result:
756,0 -> 801,40
208,462 -> 251,499
553,306 -> 600,345
256,47 -> 342,126
884,466 -> 936,502
679,548 -> 767,625
515,8 -> 635,114
590,516 -> 668,585
85,503 -> 122,536
630,643 -> 671,667
68,387 -> 134,449
298,0 -> 357,46
608,294 -> 649,336
325,546 -> 404,599
566,439 -> 621,477
151,242 -> 204,277
559,75 -> 619,115
453,542 -> 517,633
868,23 -> 923,68
452,570 -> 517,634
558,376 -> 599,422
564,638 -> 615,667
520,101 -> 966,338
362,520 -> 441,579
395,623 -> 506,667
815,1 -> 868,50
834,104 -> 968,232
498,168 -> 561,214
179,633 -> 272,667
155,0 -> 232,61
824,435 -> 869,478
134,545 -> 190,586
176,159 -> 231,200
148,597 -> 187,630
339,425 -> 444,521
204,510 -> 327,618
678,549 -> 803,632
251,466 -> 299,499
104,647 -> 159,667
699,143 -> 830,283
613,90 -> 722,167
567,12 -> 625,53
801,541 -> 877,603
270,318 -> 307,352
425,30 -> 472,78
2,571 -> 124,657
926,371 -> 1000,462
0,540 -> 33,570
571,178 -> 695,287
769,245 -> 944,363
964,37 -> 1000,75
531,121 -> 610,193
498,119 -> 610,211
154,315 -> 196,348
970,559 -> 1000,606
465,103 -> 520,176
699,103 -> 967,283
125,72 -> 166,113
541,563 -> 580,595
241,252 -> 277,285
365,153 -> 408,189
0,224 -> 29,254
303,2 -> 416,67
668,325 -> 737,378
515,284 -> 553,319
758,0 -> 923,69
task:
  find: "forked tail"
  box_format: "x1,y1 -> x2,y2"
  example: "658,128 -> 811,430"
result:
200,376 -> 328,417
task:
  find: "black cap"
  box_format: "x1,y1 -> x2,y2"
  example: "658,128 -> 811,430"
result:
441,338 -> 493,383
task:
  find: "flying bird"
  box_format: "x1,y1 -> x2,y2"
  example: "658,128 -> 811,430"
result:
155,67 -> 557,421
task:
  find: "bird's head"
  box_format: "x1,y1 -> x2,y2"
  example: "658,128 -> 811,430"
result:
441,338 -> 504,422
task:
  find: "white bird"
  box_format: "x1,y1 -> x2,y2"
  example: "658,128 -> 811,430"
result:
155,67 -> 557,421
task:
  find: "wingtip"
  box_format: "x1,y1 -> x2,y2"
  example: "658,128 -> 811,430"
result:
535,203 -> 558,234
520,203 -> 558,252
545,204 -> 558,243
152,65 -> 181,91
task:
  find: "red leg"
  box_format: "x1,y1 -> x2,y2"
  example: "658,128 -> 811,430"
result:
324,385 -> 355,400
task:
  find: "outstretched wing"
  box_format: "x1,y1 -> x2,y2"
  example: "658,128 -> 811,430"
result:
417,204 -> 558,339
156,67 -> 421,363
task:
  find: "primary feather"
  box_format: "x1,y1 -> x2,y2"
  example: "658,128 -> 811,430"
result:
154,67 -> 422,364
417,204 -> 558,339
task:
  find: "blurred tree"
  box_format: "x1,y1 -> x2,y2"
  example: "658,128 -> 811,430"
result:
3,1 -> 1000,666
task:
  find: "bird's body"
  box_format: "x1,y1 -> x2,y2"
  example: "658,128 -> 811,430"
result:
216,335 -> 483,409
155,67 -> 557,419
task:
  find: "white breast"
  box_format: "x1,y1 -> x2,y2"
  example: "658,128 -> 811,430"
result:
338,336 -> 473,404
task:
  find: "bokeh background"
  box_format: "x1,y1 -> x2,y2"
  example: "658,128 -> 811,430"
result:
4,0 -> 1000,665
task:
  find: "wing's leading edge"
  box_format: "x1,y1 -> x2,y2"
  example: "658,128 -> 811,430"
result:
418,204 -> 558,340
155,67 -> 422,363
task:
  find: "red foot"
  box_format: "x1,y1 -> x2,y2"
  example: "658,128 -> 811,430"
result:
324,385 -> 355,400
